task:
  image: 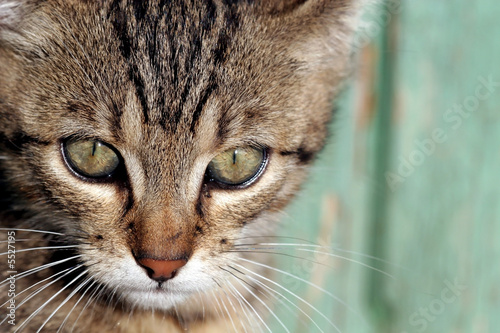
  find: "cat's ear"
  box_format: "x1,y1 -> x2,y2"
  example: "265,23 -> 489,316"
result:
257,0 -> 359,41
258,0 -> 360,81
258,0 -> 357,16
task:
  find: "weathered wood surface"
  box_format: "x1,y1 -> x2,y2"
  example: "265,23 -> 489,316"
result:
271,0 -> 500,332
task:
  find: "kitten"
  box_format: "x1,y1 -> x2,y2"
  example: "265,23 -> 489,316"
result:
0,0 -> 358,331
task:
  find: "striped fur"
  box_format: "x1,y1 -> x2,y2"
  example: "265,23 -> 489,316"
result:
0,0 -> 357,331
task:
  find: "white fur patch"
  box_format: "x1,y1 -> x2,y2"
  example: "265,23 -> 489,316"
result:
90,250 -> 220,311
0,1 -> 23,28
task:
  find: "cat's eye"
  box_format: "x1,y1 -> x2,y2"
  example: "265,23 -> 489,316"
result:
206,146 -> 267,186
63,139 -> 120,179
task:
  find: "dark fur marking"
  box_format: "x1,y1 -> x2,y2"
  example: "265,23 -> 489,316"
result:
190,82 -> 217,132
110,100 -> 123,133
216,107 -> 236,143
5,132 -> 51,149
109,0 -> 149,125
156,88 -> 167,130
213,9 -> 238,65
202,183 -> 212,198
128,65 -> 149,123
222,0 -> 251,5
158,0 -> 168,10
225,6 -> 241,29
216,112 -> 227,143
67,102 -> 80,113
195,225 -> 204,235
195,199 -> 204,218
280,147 -> 315,164
213,31 -> 230,64
67,102 -> 98,121
170,74 -> 193,129
147,20 -> 160,74
202,0 -> 217,32
132,0 -> 148,21
167,231 -> 183,241
124,190 -> 134,213
109,0 -> 132,60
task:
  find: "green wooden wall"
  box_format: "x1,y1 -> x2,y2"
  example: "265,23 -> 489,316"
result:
270,0 -> 500,332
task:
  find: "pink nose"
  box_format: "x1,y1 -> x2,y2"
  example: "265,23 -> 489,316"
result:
138,258 -> 187,282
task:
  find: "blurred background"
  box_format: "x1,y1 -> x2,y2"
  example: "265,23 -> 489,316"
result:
268,0 -> 500,332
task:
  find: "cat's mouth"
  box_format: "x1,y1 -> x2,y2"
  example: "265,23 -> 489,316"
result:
151,280 -> 180,292
125,279 -> 182,294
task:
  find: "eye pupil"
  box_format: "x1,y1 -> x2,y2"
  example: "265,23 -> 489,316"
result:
207,146 -> 266,186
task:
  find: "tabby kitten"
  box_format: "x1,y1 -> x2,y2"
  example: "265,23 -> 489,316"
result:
0,0 -> 357,331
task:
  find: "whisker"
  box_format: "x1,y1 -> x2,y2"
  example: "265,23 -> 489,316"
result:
15,268 -> 88,332
231,236 -> 317,244
231,274 -> 290,333
210,281 -> 231,332
0,255 -> 82,287
228,249 -> 332,268
0,265 -> 81,327
173,304 -> 181,329
215,285 -> 238,333
37,276 -> 93,332
0,228 -> 64,236
198,289 -> 206,323
191,289 -> 204,324
295,248 -> 396,278
225,282 -> 271,333
0,245 -> 79,256
14,266 -> 82,311
102,284 -> 119,316
0,267 -> 75,309
58,279 -> 97,333
222,268 -> 295,333
231,263 -> 339,333
227,264 -> 325,333
238,257 -> 368,328
230,248 -> 394,279
220,278 -> 252,333
234,242 -> 405,269
70,282 -> 105,332
0,239 -> 33,243
219,267 -> 273,331
328,247 -> 409,270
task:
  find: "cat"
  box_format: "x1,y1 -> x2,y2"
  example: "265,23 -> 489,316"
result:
0,0 -> 358,331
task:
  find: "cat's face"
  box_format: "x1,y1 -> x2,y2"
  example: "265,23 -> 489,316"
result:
0,0 -> 354,318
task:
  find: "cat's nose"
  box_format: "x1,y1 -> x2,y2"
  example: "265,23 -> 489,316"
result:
137,258 -> 187,282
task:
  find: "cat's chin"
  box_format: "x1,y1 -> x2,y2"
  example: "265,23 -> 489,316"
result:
122,289 -> 190,311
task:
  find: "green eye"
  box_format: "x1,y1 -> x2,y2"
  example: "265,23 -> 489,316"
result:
207,146 -> 266,186
63,139 -> 120,179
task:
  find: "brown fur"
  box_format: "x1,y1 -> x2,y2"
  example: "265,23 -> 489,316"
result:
0,0 -> 357,331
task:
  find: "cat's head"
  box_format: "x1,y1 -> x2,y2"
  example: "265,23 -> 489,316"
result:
0,0 -> 356,313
